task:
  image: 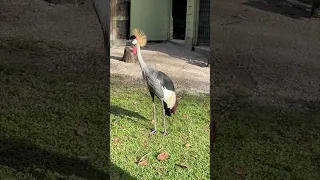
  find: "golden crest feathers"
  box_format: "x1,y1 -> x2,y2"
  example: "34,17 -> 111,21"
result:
132,28 -> 147,47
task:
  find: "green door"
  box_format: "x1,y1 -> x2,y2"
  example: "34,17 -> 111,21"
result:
130,0 -> 170,41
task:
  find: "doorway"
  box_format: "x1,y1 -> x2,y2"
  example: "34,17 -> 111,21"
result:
172,0 -> 187,40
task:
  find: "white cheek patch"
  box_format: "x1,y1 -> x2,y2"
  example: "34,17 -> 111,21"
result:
132,39 -> 138,45
162,87 -> 175,108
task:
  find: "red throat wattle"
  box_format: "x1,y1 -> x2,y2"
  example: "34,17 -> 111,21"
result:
133,46 -> 137,54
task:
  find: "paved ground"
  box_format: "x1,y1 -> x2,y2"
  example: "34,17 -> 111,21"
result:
0,0 -> 210,95
110,43 -> 210,94
0,0 -> 102,51
211,0 -> 320,106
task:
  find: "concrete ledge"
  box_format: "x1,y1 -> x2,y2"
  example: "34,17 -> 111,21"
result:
169,39 -> 210,57
111,39 -> 127,47
194,46 -> 210,56
168,39 -> 185,48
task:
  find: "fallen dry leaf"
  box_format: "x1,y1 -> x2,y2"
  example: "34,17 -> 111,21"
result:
185,143 -> 191,147
34,168 -> 42,172
178,164 -> 189,169
233,167 -> 245,175
78,155 -> 96,162
76,126 -> 87,137
157,152 -> 170,161
191,154 -> 198,158
66,82 -> 75,86
137,152 -> 152,162
110,172 -> 121,179
183,114 -> 188,118
203,103 -> 209,109
138,159 -> 148,166
113,137 -> 120,143
156,166 -> 165,175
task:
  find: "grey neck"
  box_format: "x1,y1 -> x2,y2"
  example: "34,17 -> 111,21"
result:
136,44 -> 148,70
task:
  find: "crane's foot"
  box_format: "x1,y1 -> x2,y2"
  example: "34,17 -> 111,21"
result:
162,131 -> 168,136
149,129 -> 157,135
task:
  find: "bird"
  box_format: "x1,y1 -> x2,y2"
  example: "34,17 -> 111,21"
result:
127,28 -> 178,136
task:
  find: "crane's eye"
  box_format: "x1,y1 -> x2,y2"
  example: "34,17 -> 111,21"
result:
129,35 -> 136,40
132,39 -> 138,45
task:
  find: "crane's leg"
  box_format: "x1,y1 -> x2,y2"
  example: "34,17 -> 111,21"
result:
162,101 -> 168,136
150,96 -> 157,134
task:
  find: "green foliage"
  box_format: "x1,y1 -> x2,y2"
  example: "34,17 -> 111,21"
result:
2,37 -> 319,180
0,37 -> 109,179
212,101 -> 320,180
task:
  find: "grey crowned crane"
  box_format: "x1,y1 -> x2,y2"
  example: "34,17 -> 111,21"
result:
127,29 -> 178,136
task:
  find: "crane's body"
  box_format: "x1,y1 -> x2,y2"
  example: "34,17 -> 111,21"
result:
143,66 -> 177,115
128,29 -> 178,135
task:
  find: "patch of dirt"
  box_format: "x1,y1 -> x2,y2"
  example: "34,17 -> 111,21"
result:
0,0 -> 210,95
0,0 -> 103,51
1,0 -> 319,105
110,43 -> 210,95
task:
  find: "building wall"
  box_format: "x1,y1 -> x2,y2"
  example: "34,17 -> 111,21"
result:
111,0 -> 209,48
130,0 -> 170,41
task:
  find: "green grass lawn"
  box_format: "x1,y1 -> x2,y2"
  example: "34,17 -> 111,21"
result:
0,37 -> 110,179
212,96 -> 320,180
110,82 -> 210,180
1,37 -> 319,180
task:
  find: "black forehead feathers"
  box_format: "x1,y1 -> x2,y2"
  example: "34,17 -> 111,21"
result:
129,35 -> 136,40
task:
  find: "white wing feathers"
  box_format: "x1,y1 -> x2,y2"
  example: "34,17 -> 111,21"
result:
162,86 -> 176,108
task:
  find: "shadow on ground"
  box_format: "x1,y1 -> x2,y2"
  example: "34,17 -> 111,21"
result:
213,91 -> 320,122
112,42 -> 210,68
110,104 -> 152,130
110,55 -> 123,61
145,42 -> 210,67
211,92 -> 320,179
0,37 -> 135,180
243,0 -> 313,20
0,136 -> 136,179
110,105 -> 147,121
109,164 -> 138,180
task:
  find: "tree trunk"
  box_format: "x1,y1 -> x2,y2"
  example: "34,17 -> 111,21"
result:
90,1 -> 110,178
91,0 -> 110,61
121,47 -> 137,63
